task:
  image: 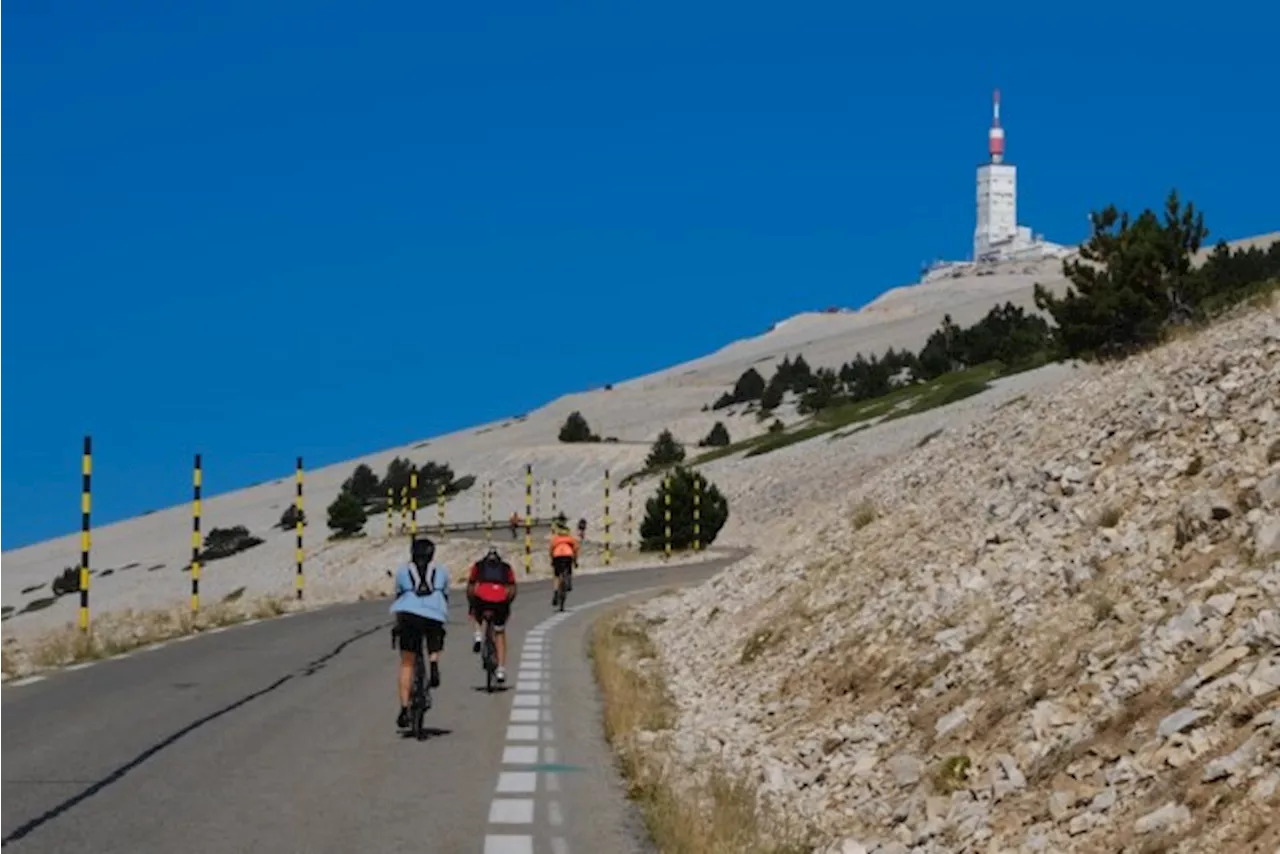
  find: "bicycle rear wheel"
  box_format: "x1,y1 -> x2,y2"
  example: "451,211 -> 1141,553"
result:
412,654 -> 427,740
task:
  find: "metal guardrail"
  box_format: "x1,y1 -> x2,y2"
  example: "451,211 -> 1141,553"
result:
398,517 -> 561,536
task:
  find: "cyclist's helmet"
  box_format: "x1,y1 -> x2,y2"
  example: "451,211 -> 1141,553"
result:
411,535 -> 436,564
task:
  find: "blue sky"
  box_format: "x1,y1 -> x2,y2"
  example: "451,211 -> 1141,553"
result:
4,1 -> 1276,549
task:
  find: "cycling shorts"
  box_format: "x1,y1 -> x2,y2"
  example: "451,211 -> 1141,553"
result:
470,597 -> 511,630
552,555 -> 574,577
395,613 -> 445,654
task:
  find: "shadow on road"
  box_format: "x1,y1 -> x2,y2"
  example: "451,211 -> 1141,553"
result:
2,620 -> 390,847
396,727 -> 453,741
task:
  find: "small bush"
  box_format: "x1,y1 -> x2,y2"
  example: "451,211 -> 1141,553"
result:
934,756 -> 972,794
202,526 -> 265,561
278,505 -> 306,530
327,490 -> 367,538
559,411 -> 601,443
645,429 -> 686,468
852,500 -> 878,530
51,567 -> 80,597
768,419 -> 785,434
451,474 -> 477,494
699,422 -> 731,448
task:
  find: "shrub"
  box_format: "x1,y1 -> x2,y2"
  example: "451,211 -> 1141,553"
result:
451,474 -> 477,494
768,419 -> 785,434
342,464 -> 381,503
51,566 -> 80,597
559,411 -> 601,443
327,491 -> 367,538
645,429 -> 686,468
699,422 -> 731,448
278,505 -> 306,529
202,525 -> 265,561
638,467 -> 729,551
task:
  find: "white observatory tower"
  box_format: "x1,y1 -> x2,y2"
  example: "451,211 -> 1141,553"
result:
973,89 -> 1052,262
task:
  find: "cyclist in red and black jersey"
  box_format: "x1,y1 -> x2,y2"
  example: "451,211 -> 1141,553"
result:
466,547 -> 518,683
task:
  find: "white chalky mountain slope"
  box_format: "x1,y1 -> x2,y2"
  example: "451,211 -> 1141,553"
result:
3,232 -> 1276,644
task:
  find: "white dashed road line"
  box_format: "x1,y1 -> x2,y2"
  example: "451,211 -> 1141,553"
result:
482,591 -> 630,854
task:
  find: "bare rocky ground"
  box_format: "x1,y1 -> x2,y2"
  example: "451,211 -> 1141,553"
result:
632,299 -> 1280,853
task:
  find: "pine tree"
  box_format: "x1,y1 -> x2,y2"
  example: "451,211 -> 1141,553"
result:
645,429 -> 686,468
1034,190 -> 1208,360
638,467 -> 729,550
699,421 -> 731,447
343,464 -> 380,503
558,411 -> 600,442
327,491 -> 367,538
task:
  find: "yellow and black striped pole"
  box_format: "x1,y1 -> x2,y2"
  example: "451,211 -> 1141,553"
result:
410,466 -> 418,535
604,469 -> 612,566
79,436 -> 92,632
295,457 -> 304,600
399,485 -> 408,534
627,483 -> 634,550
191,453 -> 202,613
436,481 -> 445,534
696,471 -> 706,550
552,479 -> 558,520
386,486 -> 393,538
524,464 -> 533,576
663,473 -> 672,561
484,479 -> 493,543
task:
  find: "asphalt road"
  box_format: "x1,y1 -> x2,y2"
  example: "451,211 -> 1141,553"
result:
1,551 -> 742,853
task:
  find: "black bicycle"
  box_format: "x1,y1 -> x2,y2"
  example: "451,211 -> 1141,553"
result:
477,609 -> 499,692
392,626 -> 432,739
558,563 -> 574,612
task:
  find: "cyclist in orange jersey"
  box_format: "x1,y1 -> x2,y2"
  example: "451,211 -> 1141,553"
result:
548,515 -> 579,608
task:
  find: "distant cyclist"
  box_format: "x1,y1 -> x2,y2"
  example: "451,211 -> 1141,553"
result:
577,517 -> 587,541
549,516 -> 580,608
390,536 -> 450,729
466,547 -> 518,683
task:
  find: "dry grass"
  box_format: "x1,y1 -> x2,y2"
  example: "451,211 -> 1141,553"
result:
590,609 -> 813,854
852,500 -> 878,530
1,641 -> 20,675
3,593 -> 295,678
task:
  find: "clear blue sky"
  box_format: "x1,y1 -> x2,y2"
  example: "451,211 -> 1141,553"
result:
5,1 -> 1276,550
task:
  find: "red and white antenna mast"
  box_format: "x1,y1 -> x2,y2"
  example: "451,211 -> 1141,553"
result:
988,88 -> 1005,164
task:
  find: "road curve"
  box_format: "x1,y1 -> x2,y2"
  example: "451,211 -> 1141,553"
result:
1,551 -> 743,853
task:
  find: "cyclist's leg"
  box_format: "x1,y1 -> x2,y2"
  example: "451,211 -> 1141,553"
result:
469,597 -> 483,652
395,614 -> 422,718
424,617 -> 445,687
493,602 -> 510,674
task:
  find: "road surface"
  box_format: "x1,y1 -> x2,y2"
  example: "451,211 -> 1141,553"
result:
2,551 -> 742,853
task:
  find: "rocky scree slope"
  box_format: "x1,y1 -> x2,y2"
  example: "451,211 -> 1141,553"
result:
635,302 -> 1280,854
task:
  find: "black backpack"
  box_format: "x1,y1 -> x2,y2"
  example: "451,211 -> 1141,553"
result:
474,555 -> 511,585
